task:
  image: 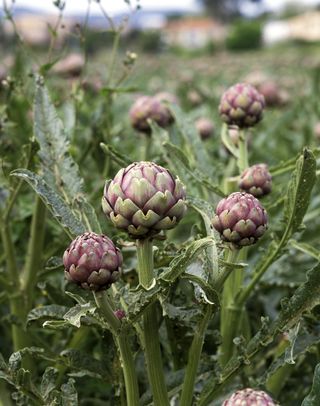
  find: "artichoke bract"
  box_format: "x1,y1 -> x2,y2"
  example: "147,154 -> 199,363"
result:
129,95 -> 172,134
212,192 -> 267,247
63,232 -> 122,291
219,83 -> 265,128
239,163 -> 272,197
223,388 -> 277,406
102,161 -> 187,238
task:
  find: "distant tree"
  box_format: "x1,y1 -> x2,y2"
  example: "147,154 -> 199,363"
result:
199,0 -> 262,21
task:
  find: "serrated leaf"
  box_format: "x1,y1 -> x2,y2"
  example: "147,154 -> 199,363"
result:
283,148 -> 316,239
27,305 -> 69,324
42,320 -> 70,330
160,237 -> 215,283
181,273 -> 219,305
163,142 -> 225,197
302,363 -> 320,406
188,196 -> 219,283
11,169 -> 85,238
170,104 -> 211,173
9,348 -> 45,371
0,353 -> 7,371
63,302 -> 96,328
73,195 -> 101,234
59,349 -> 111,380
262,323 -> 320,386
274,262 -> 320,332
289,240 -> 320,260
125,284 -> 163,322
41,367 -> 58,399
34,78 -> 83,199
60,378 -> 78,405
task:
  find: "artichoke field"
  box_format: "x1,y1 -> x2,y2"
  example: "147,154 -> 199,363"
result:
1,4 -> 320,406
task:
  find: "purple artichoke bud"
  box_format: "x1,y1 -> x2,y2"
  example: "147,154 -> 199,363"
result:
102,161 -> 187,238
223,388 -> 277,406
212,192 -> 267,247
154,92 -> 178,124
239,163 -> 272,197
219,83 -> 265,128
129,95 -> 172,134
114,309 -> 126,320
63,232 -> 122,291
195,118 -> 215,140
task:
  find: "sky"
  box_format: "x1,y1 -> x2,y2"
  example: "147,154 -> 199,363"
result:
4,0 -> 320,16
6,0 -> 199,15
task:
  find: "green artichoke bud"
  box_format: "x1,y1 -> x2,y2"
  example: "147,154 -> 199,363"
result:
219,83 -> 265,128
239,163 -> 272,197
195,118 -> 215,140
102,161 -> 187,238
223,388 -> 277,405
212,192 -> 267,247
63,232 -> 122,291
129,95 -> 173,134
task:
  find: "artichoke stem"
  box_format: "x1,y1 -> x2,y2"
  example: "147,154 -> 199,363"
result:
94,291 -> 140,406
237,130 -> 249,173
180,305 -> 213,406
21,196 -> 47,311
219,247 -> 243,367
136,238 -> 170,406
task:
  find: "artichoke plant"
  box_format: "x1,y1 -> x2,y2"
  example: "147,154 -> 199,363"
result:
129,95 -> 173,133
239,163 -> 272,197
102,161 -> 187,238
212,192 -> 267,247
63,232 -> 122,291
219,83 -> 265,128
223,388 -> 277,405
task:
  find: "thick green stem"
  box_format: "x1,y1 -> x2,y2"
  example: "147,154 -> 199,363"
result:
219,248 -> 243,367
180,306 -> 213,406
142,134 -> 152,161
0,222 -> 26,347
136,239 -> 169,406
94,291 -> 139,406
266,335 -> 292,396
237,130 -> 248,173
21,196 -> 47,312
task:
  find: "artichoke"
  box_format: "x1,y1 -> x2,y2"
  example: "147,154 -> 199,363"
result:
239,163 -> 272,197
219,83 -> 265,128
63,232 -> 122,291
195,118 -> 215,140
212,192 -> 267,247
129,95 -> 172,133
223,388 -> 277,406
102,161 -> 187,238
154,91 -> 177,124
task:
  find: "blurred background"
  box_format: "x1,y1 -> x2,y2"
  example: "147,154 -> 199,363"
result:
1,0 -> 320,161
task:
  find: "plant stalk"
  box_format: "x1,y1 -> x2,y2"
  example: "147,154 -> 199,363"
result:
94,291 -> 140,406
21,196 -> 47,312
219,248 -> 242,367
136,238 -> 169,406
237,130 -> 248,173
180,305 -> 213,406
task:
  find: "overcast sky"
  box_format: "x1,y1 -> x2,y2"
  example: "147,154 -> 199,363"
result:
7,0 -> 198,15
4,0 -> 319,15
